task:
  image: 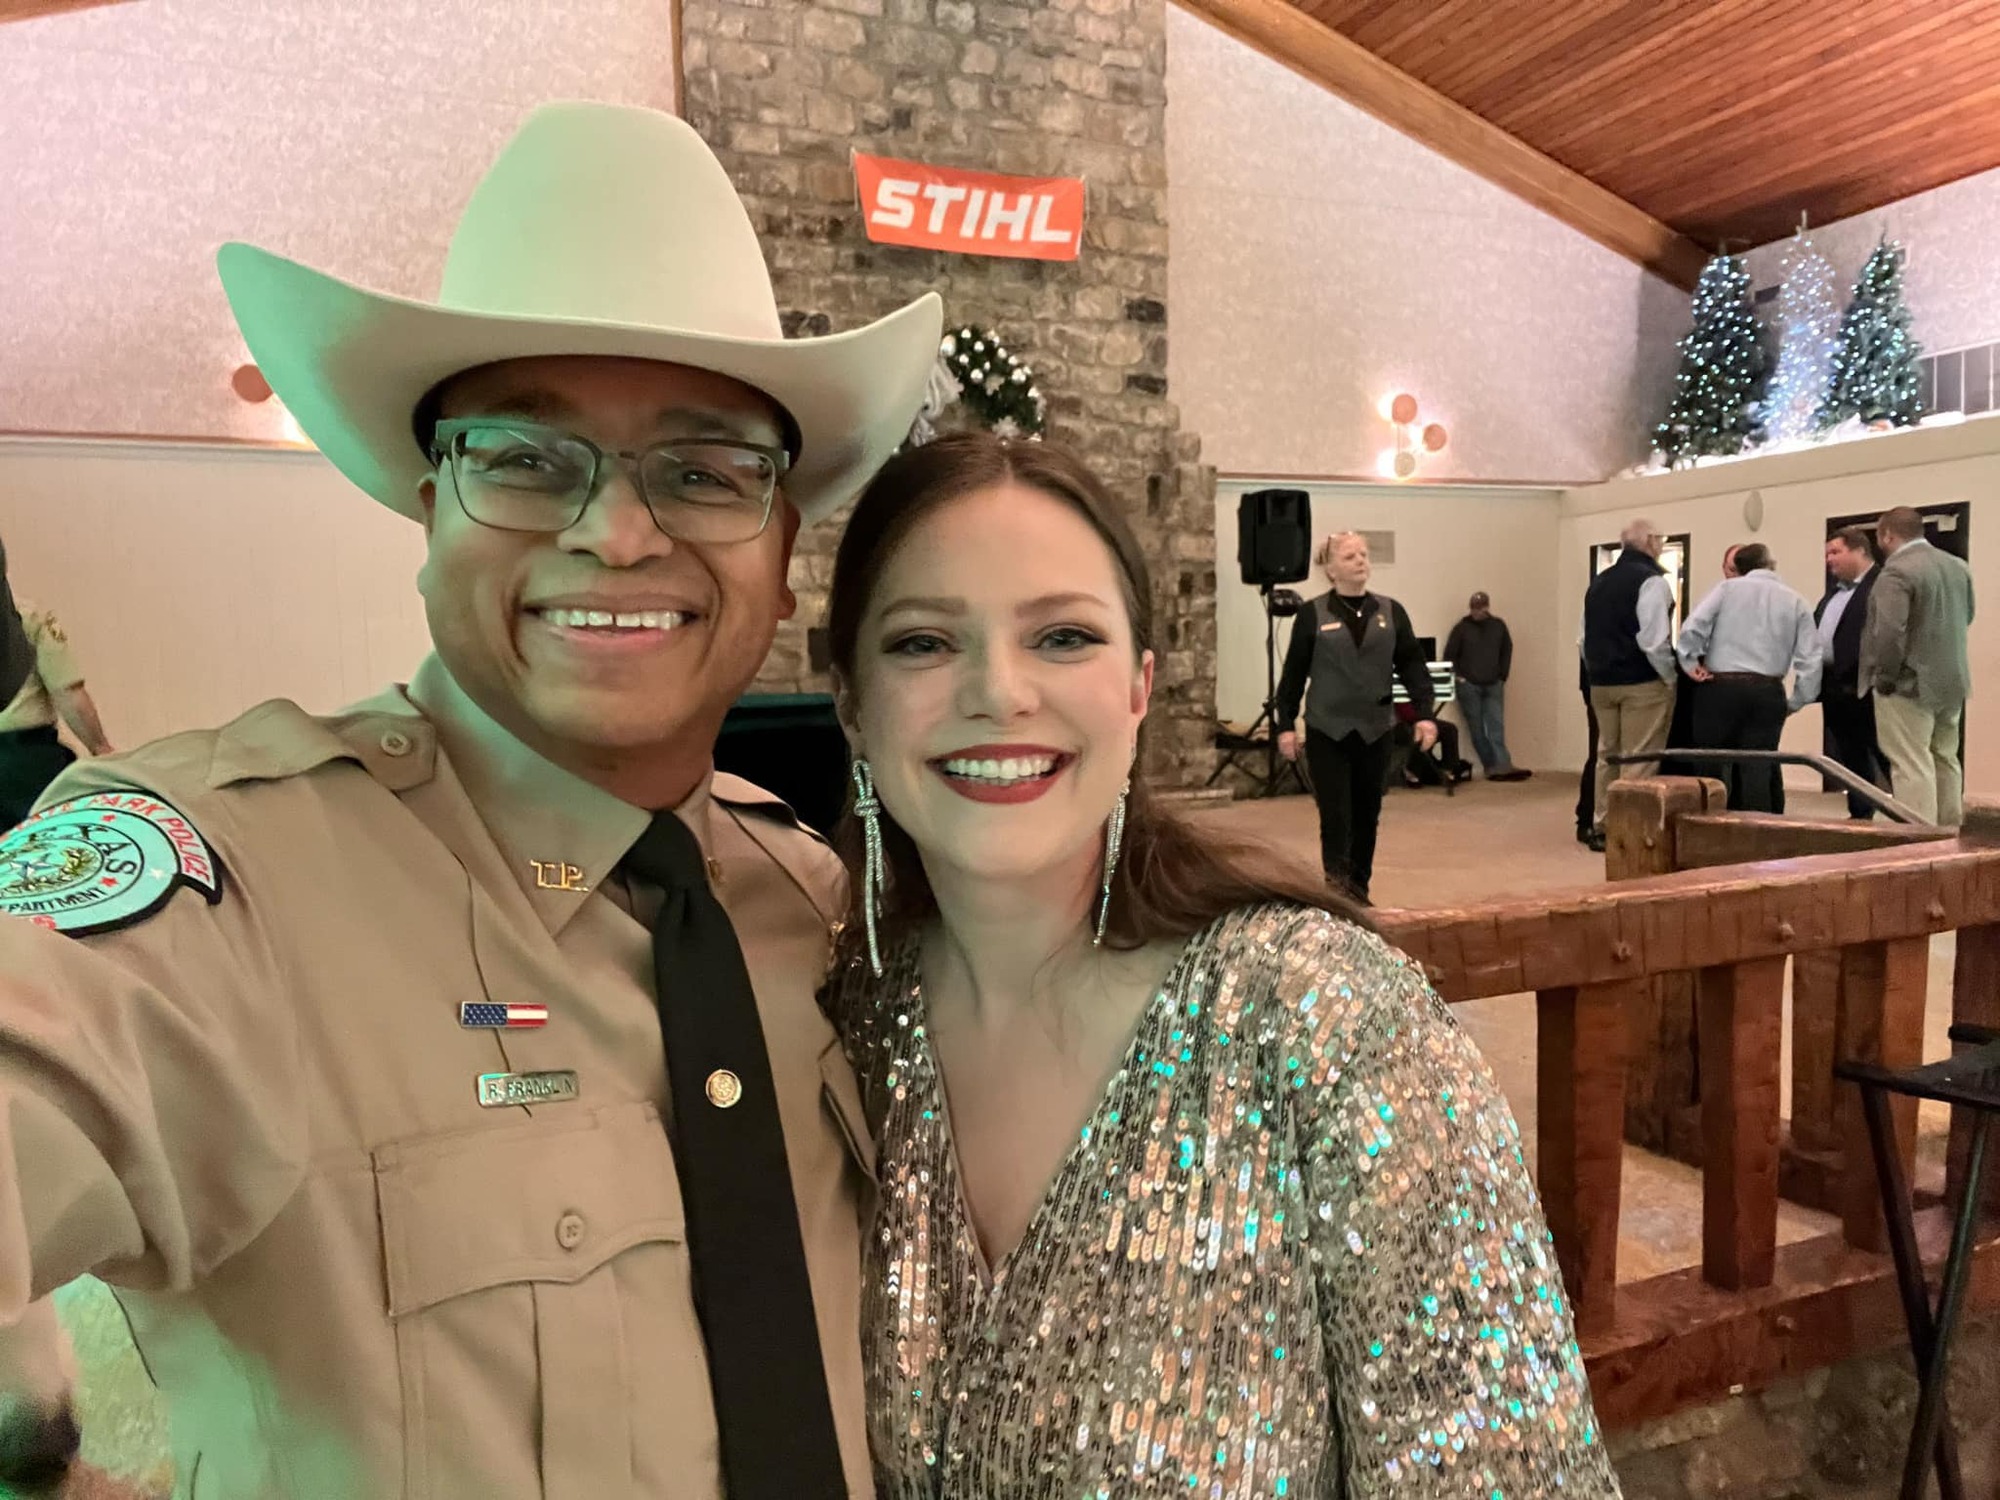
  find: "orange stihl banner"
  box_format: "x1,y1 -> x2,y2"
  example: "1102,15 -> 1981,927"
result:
853,152 -> 1085,261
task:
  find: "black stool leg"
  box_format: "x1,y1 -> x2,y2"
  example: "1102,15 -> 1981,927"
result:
1903,1115 -> 1992,1500
1859,1084 -> 1966,1500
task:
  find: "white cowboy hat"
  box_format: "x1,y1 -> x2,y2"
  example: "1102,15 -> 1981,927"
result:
216,102 -> 942,525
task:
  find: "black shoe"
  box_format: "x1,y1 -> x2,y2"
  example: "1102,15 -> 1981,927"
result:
1490,768 -> 1533,782
1575,825 -> 1592,845
1585,829 -> 1607,854
0,1401 -> 80,1492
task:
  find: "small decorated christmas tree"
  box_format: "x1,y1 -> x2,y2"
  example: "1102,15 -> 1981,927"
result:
939,326 -> 1046,439
1760,227 -> 1840,444
1816,239 -> 1924,430
1654,252 -> 1769,466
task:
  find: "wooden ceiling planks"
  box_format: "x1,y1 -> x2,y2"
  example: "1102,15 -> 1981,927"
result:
0,0 -> 131,19
1286,0 -> 2000,249
1175,0 -> 1710,286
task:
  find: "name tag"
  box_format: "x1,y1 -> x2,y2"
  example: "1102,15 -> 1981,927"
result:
477,1070 -> 580,1108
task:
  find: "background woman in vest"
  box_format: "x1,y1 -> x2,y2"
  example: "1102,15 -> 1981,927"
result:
1275,531 -> 1437,904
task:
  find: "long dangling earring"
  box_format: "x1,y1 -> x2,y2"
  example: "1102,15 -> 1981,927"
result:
1094,778 -> 1131,947
851,759 -> 886,977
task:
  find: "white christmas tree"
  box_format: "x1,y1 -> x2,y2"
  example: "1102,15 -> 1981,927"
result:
1760,226 -> 1840,445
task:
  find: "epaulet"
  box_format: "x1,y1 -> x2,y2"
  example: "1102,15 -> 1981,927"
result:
203,692 -> 437,793
2,693 -> 437,938
712,772 -> 831,847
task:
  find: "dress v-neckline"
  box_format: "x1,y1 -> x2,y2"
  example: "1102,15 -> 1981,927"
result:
907,938 -> 1202,1289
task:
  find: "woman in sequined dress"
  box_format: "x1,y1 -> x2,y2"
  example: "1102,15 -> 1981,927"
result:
820,433 -> 1619,1500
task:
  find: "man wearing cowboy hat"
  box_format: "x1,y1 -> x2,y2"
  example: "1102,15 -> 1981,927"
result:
0,103 -> 939,1498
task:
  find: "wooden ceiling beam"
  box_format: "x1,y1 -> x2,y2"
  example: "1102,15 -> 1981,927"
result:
0,0 -> 131,21
1173,0 -> 1707,289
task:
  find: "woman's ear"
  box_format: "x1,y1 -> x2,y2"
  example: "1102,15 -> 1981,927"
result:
830,670 -> 862,752
1132,648 -> 1155,717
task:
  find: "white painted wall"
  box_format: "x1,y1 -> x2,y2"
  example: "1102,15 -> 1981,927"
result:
1166,7 -> 1684,486
0,440 -> 432,750
1742,164 -> 2000,357
1557,419 -> 2000,794
19,421 -> 1986,798
0,0 -> 677,441
1213,479 -> 1564,771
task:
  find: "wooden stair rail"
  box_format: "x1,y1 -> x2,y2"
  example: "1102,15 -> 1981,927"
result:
1374,788 -> 2000,1424
1611,789 -> 1952,1218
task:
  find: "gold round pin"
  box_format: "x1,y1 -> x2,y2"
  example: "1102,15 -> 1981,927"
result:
705,1069 -> 743,1109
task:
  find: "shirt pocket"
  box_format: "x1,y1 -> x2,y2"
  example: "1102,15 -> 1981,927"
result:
375,1102 -> 698,1500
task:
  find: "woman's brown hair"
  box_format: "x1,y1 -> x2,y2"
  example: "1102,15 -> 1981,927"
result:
823,431 -> 1363,951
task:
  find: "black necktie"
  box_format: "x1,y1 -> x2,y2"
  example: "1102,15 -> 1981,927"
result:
623,812 -> 847,1498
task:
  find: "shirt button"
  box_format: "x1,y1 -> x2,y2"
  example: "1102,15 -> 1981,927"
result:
379,729 -> 414,757
555,1212 -> 587,1251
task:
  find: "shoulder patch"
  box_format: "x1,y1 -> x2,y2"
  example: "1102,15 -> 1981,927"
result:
0,791 -> 223,937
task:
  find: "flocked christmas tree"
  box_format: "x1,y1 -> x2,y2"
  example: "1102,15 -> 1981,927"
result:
1654,251 -> 1769,466
1815,238 -> 1924,430
1759,226 -> 1840,444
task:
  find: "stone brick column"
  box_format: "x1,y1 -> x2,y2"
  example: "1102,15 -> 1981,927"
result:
680,0 -> 1217,785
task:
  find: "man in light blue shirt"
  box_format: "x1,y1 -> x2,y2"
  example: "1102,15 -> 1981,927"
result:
1676,542 -> 1822,814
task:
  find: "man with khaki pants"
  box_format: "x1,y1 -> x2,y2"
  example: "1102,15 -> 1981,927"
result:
1863,506 -> 1975,826
1581,518 -> 1678,850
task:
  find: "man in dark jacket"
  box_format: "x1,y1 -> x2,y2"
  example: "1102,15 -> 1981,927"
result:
1815,526 -> 1887,818
1444,592 -> 1530,782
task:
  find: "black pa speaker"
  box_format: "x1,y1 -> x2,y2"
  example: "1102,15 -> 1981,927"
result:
1237,488 -> 1312,587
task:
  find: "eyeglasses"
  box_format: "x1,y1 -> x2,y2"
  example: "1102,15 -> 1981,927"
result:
430,419 -> 790,544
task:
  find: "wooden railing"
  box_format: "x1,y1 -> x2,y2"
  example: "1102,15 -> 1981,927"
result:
1607,777 -> 1956,1212
1374,783 -> 2000,1427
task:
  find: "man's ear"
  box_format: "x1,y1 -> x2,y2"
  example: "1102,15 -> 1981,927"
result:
775,496 -> 802,620
417,474 -> 440,536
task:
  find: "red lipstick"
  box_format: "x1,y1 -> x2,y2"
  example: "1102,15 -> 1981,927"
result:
928,744 -> 1073,806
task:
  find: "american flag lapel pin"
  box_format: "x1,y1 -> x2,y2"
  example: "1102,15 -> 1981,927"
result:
459,1002 -> 549,1030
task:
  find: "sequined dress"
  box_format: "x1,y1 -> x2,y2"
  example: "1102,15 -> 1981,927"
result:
826,903 -> 1621,1500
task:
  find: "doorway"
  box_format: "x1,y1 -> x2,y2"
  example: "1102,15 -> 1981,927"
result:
1826,501 -> 1971,565
1590,533 -> 1693,634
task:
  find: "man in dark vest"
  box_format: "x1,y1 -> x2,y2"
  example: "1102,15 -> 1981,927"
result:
1815,526 -> 1887,817
1581,518 -> 1677,851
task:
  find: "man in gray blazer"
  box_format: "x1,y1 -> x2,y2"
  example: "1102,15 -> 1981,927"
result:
1862,506 -> 1976,825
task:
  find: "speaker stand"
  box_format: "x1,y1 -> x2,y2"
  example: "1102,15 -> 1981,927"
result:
1207,586 -> 1310,798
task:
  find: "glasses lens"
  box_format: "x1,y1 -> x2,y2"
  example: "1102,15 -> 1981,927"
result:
450,425 -> 594,531
639,443 -> 778,541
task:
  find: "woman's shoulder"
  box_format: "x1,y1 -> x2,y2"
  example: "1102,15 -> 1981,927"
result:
819,934 -> 918,1045
1206,901 -> 1419,978
1197,901 -> 1434,1046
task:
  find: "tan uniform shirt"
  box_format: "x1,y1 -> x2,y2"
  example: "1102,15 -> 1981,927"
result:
0,607 -> 82,734
0,654 -> 877,1498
